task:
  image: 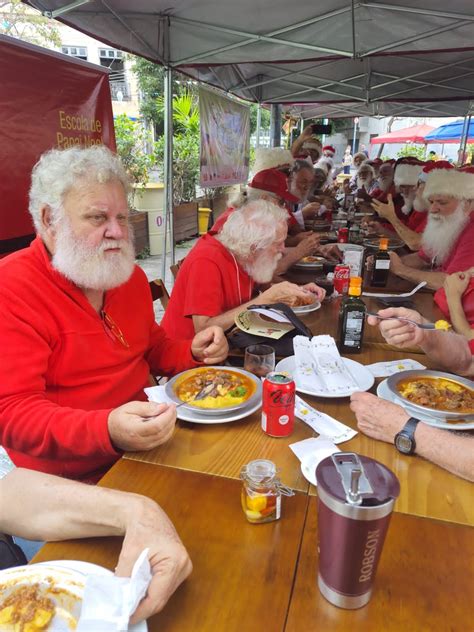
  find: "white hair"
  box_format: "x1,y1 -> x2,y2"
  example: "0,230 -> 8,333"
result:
216,200 -> 287,259
227,185 -> 280,208
29,145 -> 130,236
252,147 -> 295,174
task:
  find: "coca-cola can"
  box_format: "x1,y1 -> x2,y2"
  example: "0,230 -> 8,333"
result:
337,227 -> 349,243
261,372 -> 295,438
334,264 -> 351,294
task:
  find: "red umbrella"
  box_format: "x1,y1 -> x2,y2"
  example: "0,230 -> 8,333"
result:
370,124 -> 435,145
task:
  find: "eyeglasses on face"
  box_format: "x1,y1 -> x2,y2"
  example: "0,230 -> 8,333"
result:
101,310 -> 129,348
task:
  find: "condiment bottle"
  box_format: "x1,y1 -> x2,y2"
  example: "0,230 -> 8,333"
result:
371,237 -> 391,287
240,459 -> 294,524
337,276 -> 366,354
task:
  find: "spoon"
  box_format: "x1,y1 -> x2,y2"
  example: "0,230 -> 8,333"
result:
365,311 -> 437,330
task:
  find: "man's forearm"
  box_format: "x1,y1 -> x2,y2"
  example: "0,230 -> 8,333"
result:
414,424 -> 474,482
385,214 -> 422,251
445,293 -> 474,339
0,468 -> 159,541
395,263 -> 446,290
420,330 -> 473,375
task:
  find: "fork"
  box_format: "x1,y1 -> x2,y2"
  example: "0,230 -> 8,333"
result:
176,382 -> 215,407
365,311 -> 437,330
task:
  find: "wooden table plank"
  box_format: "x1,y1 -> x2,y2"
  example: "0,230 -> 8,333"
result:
285,498 -> 473,632
34,461 -> 309,632
128,346 -> 473,526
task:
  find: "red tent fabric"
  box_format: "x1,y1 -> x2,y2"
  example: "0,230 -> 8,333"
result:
370,124 -> 435,145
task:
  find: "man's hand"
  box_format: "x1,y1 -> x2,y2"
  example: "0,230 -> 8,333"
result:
317,243 -> 342,262
258,281 -> 320,306
350,392 -> 410,443
191,326 -> 228,364
388,251 -> 404,275
301,282 -> 326,302
444,270 -> 471,299
301,202 -> 321,220
291,230 -> 315,244
294,233 -> 321,258
115,498 -> 193,624
371,193 -> 396,221
367,307 -> 428,348
108,402 -> 176,452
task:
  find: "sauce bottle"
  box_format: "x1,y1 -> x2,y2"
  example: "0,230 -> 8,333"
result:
337,277 -> 366,354
371,238 -> 390,287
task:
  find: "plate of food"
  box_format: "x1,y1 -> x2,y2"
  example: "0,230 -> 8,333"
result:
165,366 -> 262,415
377,377 -> 474,430
0,561 -> 146,632
275,356 -> 374,398
293,255 -> 326,269
362,236 -> 405,251
385,370 -> 474,421
290,295 -> 321,314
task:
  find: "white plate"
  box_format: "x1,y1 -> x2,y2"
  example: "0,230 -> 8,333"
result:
293,258 -> 325,270
177,396 -> 261,424
275,356 -> 374,398
377,379 -> 474,431
292,300 -> 321,314
0,560 -> 146,631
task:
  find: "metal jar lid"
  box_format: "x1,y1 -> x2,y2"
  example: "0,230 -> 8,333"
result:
316,452 -> 400,520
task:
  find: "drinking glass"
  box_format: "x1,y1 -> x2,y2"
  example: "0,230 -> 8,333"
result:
244,344 -> 275,378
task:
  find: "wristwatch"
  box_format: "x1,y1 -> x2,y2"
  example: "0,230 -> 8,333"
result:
394,417 -> 420,455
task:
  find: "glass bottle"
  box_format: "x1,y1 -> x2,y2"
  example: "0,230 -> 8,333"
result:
371,237 -> 391,287
337,277 -> 366,354
240,459 -> 293,524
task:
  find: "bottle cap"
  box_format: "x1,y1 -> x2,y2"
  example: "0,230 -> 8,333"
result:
348,284 -> 361,297
379,238 -> 389,250
349,276 -> 363,286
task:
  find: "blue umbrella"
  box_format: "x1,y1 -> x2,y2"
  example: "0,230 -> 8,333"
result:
425,119 -> 474,144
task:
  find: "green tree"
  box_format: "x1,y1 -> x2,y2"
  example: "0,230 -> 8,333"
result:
397,144 -> 426,160
114,114 -> 155,190
0,0 -> 61,47
130,56 -> 164,133
156,90 -> 200,135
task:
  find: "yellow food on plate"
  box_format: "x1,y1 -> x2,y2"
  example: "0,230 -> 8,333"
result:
0,584 -> 54,631
175,368 -> 255,409
434,319 -> 451,331
397,376 -> 474,413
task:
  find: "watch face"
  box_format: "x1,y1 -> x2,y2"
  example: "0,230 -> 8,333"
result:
395,433 -> 413,454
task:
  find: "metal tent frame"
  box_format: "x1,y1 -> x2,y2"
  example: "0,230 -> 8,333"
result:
23,0 -> 474,272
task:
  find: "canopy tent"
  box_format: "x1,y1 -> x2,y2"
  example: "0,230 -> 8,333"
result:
370,123 -> 434,144
424,118 -> 474,143
24,1 -> 474,118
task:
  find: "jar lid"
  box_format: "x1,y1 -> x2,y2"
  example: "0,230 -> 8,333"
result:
316,452 -> 400,506
241,459 -> 277,484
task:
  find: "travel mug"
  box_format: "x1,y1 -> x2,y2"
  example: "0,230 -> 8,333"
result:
316,452 -> 400,609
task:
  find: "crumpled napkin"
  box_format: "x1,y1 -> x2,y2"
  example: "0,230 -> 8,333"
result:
294,335 -> 358,394
365,358 -> 426,378
144,384 -> 172,404
77,548 -> 151,631
294,395 -> 357,443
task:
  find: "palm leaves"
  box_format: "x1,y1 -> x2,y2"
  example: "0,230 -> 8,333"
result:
156,90 -> 199,134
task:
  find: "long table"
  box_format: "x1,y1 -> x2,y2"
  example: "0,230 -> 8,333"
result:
33,282 -> 474,629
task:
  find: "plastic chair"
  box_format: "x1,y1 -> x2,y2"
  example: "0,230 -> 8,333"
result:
148,279 -> 170,309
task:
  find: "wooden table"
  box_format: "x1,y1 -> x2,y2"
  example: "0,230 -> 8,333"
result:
34,461 -> 474,632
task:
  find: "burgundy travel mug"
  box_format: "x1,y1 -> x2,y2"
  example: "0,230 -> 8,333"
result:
316,452 -> 400,609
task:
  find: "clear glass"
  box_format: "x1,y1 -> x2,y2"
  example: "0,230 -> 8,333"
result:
240,460 -> 281,524
244,344 -> 275,378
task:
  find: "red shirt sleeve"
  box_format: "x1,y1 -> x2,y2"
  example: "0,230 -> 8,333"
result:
443,234 -> 474,274
181,258 -> 227,319
468,339 -> 474,354
146,324 -> 200,375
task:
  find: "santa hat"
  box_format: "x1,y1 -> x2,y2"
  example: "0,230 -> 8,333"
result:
252,147 -> 295,174
249,168 -> 299,203
322,145 -> 336,155
316,157 -> 333,173
393,158 -> 424,186
424,163 -> 474,199
381,159 -> 396,166
302,136 -> 322,151
418,160 -> 451,183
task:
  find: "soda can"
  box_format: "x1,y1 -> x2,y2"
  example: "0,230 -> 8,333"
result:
262,373 -> 295,438
334,264 -> 351,295
337,227 -> 349,243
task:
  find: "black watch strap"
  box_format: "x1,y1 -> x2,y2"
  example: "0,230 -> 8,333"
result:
395,417 -> 420,455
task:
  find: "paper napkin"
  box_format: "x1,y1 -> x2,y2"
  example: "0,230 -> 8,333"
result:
294,395 -> 357,443
77,549 -> 151,631
365,358 -> 426,378
144,384 -> 172,404
290,437 -> 339,486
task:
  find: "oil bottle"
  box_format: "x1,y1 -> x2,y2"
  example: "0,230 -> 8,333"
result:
371,237 -> 391,287
337,277 -> 366,354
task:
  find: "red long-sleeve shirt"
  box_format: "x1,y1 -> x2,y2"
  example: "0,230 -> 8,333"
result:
0,237 -> 196,480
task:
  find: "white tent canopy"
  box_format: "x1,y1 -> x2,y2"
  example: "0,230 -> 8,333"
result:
24,0 -> 474,117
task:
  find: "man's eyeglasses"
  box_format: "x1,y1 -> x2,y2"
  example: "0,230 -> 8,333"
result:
101,310 -> 129,348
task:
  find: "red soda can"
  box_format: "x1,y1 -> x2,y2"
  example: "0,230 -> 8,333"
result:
262,372 -> 295,438
333,264 -> 351,295
337,227 -> 349,243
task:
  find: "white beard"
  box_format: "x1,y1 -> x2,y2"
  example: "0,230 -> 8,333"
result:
356,177 -> 372,190
400,192 -> 416,215
244,251 -> 282,284
52,218 -> 136,291
413,191 -> 429,213
421,203 -> 470,265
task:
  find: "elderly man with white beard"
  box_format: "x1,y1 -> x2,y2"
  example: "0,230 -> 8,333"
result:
161,200 -> 326,339
0,146 -> 228,483
388,164 -> 474,290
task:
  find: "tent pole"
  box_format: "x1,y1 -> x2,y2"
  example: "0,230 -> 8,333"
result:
270,104 -> 281,148
459,115 -> 471,165
161,66 -> 174,281
256,104 -> 262,148
352,118 -> 358,155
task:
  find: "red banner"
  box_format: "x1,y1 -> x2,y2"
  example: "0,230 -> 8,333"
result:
0,35 -> 115,246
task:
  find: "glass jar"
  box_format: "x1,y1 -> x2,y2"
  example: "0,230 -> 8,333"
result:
240,459 -> 294,524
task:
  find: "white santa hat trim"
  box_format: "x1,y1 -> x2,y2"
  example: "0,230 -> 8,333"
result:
424,169 -> 474,199
303,140 -> 321,150
394,163 -> 423,186
252,148 -> 295,174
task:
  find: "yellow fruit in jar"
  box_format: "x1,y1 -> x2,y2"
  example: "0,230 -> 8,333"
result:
246,495 -> 267,512
245,509 -> 263,521
435,320 -> 451,331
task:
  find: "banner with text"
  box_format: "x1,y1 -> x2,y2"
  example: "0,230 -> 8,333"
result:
199,88 -> 250,187
0,36 -> 115,246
